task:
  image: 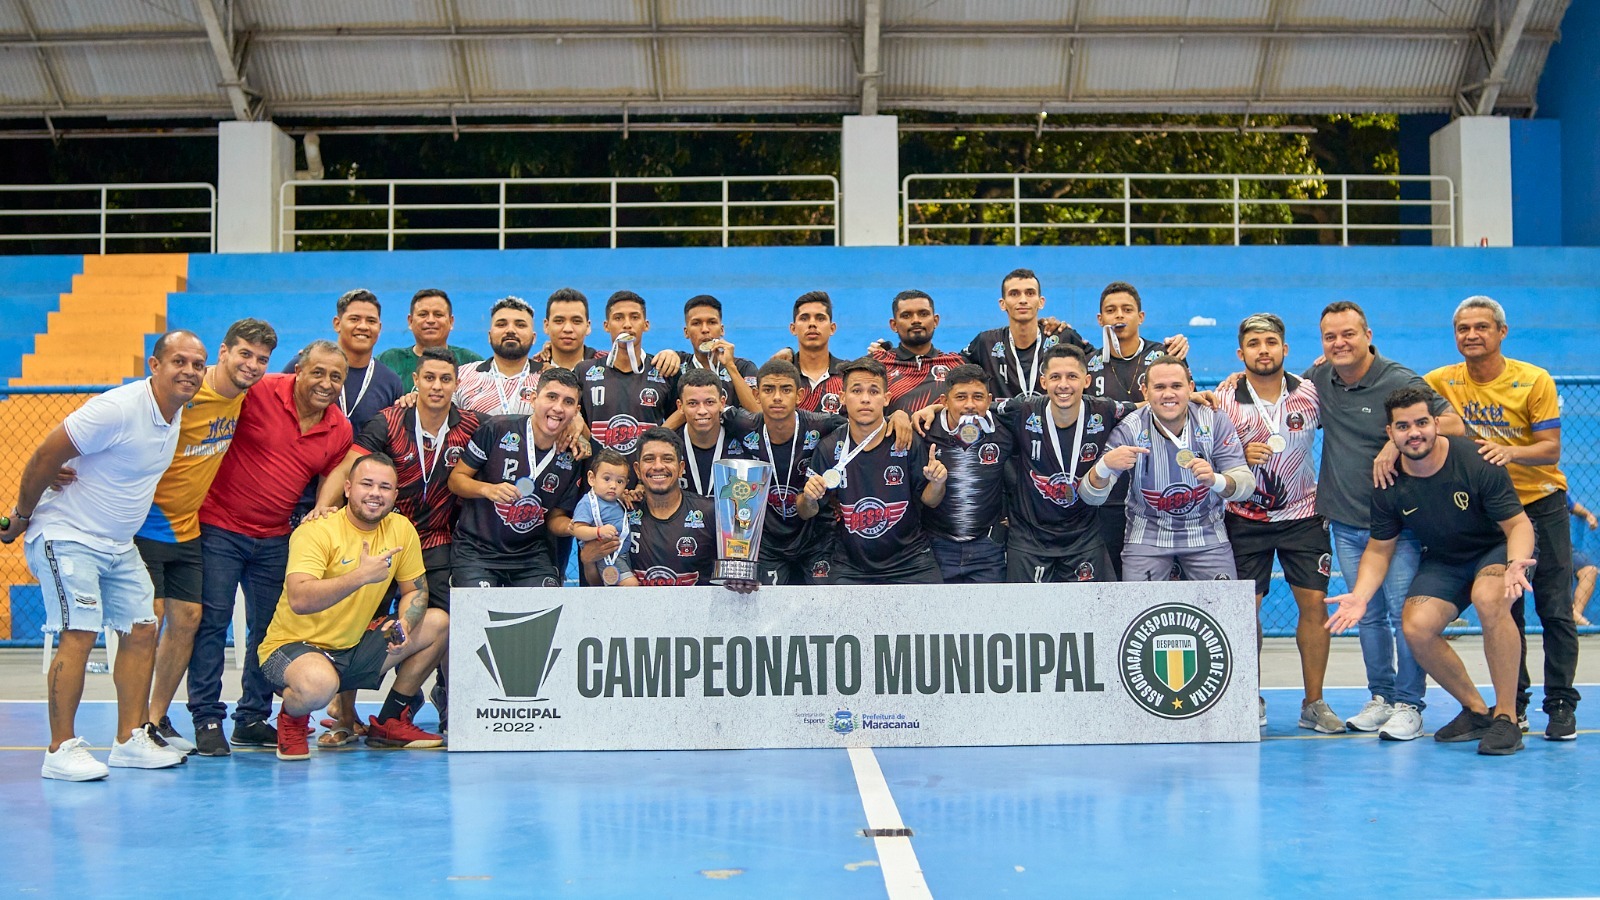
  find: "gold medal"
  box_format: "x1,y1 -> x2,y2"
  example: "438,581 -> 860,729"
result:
698,340 -> 716,354
958,422 -> 981,444
601,565 -> 621,586
1266,434 -> 1287,453
1176,449 -> 1196,466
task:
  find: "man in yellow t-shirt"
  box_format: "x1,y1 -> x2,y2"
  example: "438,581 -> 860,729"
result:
1426,295 -> 1579,741
258,453 -> 447,761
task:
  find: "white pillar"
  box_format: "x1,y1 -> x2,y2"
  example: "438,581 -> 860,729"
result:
841,115 -> 899,246
1428,116 -> 1513,247
217,121 -> 295,253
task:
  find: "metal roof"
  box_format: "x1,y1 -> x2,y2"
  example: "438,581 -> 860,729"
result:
0,0 -> 1571,124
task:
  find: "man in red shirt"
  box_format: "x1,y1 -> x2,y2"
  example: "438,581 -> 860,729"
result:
187,340 -> 353,754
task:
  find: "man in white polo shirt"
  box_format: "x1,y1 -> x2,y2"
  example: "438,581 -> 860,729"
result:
1,330 -> 208,781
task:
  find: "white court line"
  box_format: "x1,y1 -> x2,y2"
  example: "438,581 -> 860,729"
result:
847,747 -> 933,900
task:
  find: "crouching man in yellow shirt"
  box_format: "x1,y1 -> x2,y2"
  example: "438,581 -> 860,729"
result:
258,453 -> 448,761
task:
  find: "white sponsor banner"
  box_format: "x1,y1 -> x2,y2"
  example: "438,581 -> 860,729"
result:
449,581 -> 1258,751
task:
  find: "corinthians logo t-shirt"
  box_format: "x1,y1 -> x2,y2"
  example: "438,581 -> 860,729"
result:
454,415 -> 582,569
1369,435 -> 1526,565
579,361 -> 678,459
806,425 -> 933,572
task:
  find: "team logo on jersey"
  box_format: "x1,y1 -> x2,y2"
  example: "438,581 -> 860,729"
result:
592,415 -> 644,454
684,510 -> 706,528
744,376 -> 758,388
641,566 -> 699,586
768,484 -> 799,518
555,453 -> 573,470
497,432 -> 521,452
1079,442 -> 1099,463
1043,334 -> 1059,350
1285,411 -> 1307,431
445,446 -> 465,468
639,388 -> 659,408
978,443 -> 1001,465
676,537 -> 698,557
1025,414 -> 1044,434
930,365 -> 950,382
648,370 -> 668,384
1252,470 -> 1287,511
1141,483 -> 1210,516
1143,348 -> 1164,363
493,494 -> 547,533
839,497 -> 909,539
1029,470 -> 1078,507
743,433 -> 761,450
820,393 -> 842,414
1076,561 -> 1095,582
884,466 -> 904,486
990,341 -> 1005,359
1120,603 -> 1233,720
627,509 -> 643,526
803,429 -> 820,450
811,559 -> 831,579
1317,553 -> 1332,576
1454,491 -> 1470,510
1086,413 -> 1105,434
541,473 -> 559,493
584,365 -> 606,382
889,446 -> 908,458
1087,356 -> 1104,373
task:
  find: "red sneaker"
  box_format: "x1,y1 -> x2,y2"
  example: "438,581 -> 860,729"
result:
366,706 -> 444,749
276,711 -> 311,761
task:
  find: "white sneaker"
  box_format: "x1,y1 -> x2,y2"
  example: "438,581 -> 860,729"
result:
108,726 -> 187,769
1345,695 -> 1394,732
42,736 -> 109,782
1378,703 -> 1424,741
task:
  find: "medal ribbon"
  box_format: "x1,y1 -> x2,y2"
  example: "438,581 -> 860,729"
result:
1046,401 -> 1086,480
683,425 -> 726,496
831,421 -> 885,489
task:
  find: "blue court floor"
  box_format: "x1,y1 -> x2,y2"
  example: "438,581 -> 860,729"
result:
2,686 -> 1598,899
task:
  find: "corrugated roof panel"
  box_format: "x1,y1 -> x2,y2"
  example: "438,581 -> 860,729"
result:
660,0 -> 855,26
1272,37 -> 1466,96
25,0 -> 201,35
452,0 -> 648,28
1500,40 -> 1548,104
1076,0 -> 1272,26
239,0 -> 446,32
1285,0 -> 1479,29
884,0 -> 1075,27
465,37 -> 653,97
0,5 -> 29,36
1528,0 -> 1571,31
1077,37 -> 1264,95
0,49 -> 53,105
251,40 -> 459,102
885,38 -> 1068,97
51,42 -> 217,102
662,36 -> 852,96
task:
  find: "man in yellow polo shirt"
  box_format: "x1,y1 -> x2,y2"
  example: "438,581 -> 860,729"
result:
1426,295 -> 1579,741
258,453 -> 448,761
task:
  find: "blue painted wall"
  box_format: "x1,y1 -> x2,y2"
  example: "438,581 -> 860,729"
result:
1538,0 -> 1600,246
1510,119 -> 1563,247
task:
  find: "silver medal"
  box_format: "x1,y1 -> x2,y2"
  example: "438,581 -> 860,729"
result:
822,468 -> 843,489
1266,434 -> 1287,453
958,422 -> 981,444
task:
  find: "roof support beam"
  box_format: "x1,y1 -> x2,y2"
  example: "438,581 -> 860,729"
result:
860,0 -> 882,115
440,0 -> 473,107
192,0 -> 255,120
648,0 -> 666,102
1473,0 -> 1537,114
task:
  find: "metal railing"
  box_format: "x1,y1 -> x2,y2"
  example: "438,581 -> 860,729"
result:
0,183 -> 215,254
902,173 -> 1455,247
279,176 -> 840,251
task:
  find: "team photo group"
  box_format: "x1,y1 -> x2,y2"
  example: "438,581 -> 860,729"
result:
3,268 -> 1580,779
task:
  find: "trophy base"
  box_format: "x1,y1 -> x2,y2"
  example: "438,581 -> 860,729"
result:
712,558 -> 759,584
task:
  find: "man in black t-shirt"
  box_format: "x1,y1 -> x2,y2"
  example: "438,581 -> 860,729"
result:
680,294 -> 760,413
669,368 -> 731,498
580,427 -> 717,585
581,291 -> 680,460
917,365 -> 1014,583
798,357 -> 949,585
1326,387 -> 1536,756
960,268 -> 1094,402
447,368 -> 586,587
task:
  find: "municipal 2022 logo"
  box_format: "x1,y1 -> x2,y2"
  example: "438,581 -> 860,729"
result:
1119,603 -> 1232,720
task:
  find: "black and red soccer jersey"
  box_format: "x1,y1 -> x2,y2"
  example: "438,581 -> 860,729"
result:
626,492 -> 717,585
806,426 -> 933,571
455,416 -> 584,570
921,411 -> 1014,543
1002,395 -> 1136,553
578,359 -> 679,458
354,406 -> 483,550
1086,337 -> 1166,405
798,344 -> 966,416
725,408 -> 845,558
681,352 -> 759,405
961,326 -> 1095,400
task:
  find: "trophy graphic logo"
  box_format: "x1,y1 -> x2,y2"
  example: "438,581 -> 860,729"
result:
711,459 -> 772,588
476,606 -> 563,701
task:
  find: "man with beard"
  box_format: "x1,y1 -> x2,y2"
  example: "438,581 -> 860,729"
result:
188,340 -> 352,753
798,358 -> 949,585
1083,356 -> 1255,581
448,368 -> 586,588
1215,314 -> 1341,734
580,427 -> 717,585
961,269 -> 1094,401
288,289 -> 404,433
376,288 -> 483,388
582,291 -> 681,461
3,331 -> 207,780
260,453 -> 449,761
680,294 -> 760,412
1326,387 -> 1535,756
917,365 -> 1015,584
136,318 -> 278,755
455,297 -> 544,417
804,291 -> 966,417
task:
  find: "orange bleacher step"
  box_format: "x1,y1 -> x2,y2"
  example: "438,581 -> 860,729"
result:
16,355 -> 141,386
68,273 -> 186,295
81,254 -> 189,278
45,310 -> 166,335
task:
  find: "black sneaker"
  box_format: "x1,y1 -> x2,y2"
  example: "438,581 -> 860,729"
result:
1433,708 -> 1494,743
194,720 -> 231,757
155,716 -> 197,755
1546,703 -> 1577,741
431,683 -> 449,735
1478,715 -> 1525,756
230,719 -> 278,748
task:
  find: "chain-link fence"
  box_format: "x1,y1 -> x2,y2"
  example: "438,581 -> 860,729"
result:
3,379 -> 1598,645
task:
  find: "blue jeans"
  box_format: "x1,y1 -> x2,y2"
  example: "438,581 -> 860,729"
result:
187,524 -> 289,726
1329,520 -> 1425,709
930,534 -> 1007,584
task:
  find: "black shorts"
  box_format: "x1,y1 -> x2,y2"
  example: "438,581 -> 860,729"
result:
1007,527 -> 1114,584
1226,514 -> 1332,597
261,629 -> 390,693
758,543 -> 833,586
134,536 -> 203,603
452,561 -> 561,589
424,544 -> 453,611
1406,544 -> 1510,612
829,547 -> 943,585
